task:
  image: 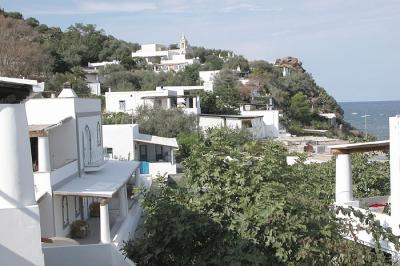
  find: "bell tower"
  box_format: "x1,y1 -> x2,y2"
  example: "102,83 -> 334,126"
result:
179,34 -> 189,52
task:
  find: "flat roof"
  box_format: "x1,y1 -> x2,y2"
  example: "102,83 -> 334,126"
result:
53,160 -> 140,198
29,117 -> 72,137
133,133 -> 178,148
329,140 -> 390,154
0,79 -> 33,103
199,114 -> 263,119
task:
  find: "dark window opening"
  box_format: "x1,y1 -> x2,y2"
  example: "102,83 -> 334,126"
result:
30,137 -> 38,172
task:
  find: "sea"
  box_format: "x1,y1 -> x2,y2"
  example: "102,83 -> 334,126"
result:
340,101 -> 400,140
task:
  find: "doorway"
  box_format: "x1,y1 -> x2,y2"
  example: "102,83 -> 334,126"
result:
139,145 -> 148,161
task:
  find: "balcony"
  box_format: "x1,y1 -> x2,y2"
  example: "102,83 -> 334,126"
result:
330,116 -> 400,253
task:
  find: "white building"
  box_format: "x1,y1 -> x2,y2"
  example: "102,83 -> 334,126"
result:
240,104 -> 280,138
319,113 -> 337,126
84,60 -> 120,96
0,76 -> 45,93
0,80 -> 148,265
329,118 -> 400,255
132,35 -> 199,72
199,114 -> 266,139
103,124 -> 178,177
199,70 -> 220,92
105,89 -> 201,115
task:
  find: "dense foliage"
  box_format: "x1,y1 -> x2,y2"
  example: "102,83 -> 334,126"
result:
124,129 -> 395,265
137,106 -> 197,138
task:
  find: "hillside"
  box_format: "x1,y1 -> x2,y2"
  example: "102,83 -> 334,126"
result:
0,9 -> 347,136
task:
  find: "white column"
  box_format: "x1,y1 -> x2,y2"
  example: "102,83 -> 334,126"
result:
38,136 -> 51,172
119,185 -> 128,218
167,98 -> 172,109
100,199 -> 111,243
390,116 -> 400,234
171,149 -> 175,165
335,153 -> 353,203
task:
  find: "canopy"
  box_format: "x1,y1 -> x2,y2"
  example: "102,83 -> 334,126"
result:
53,160 -> 140,198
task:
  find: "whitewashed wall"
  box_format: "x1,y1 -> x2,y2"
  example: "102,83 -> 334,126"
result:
43,244 -> 135,266
199,116 -> 225,131
103,124 -> 136,160
48,119 -> 77,170
105,91 -> 172,114
240,110 -> 280,138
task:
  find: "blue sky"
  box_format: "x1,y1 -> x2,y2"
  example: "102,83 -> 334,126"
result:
1,0 -> 399,102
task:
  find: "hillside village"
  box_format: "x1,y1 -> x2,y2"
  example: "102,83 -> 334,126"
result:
1,9 -> 400,266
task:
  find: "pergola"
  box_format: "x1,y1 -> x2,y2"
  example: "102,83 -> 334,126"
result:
53,160 -> 140,243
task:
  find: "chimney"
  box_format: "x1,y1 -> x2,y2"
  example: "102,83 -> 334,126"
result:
0,82 -> 45,265
58,82 -> 78,98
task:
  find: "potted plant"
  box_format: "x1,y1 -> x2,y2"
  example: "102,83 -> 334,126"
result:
70,220 -> 89,238
89,201 -> 100,217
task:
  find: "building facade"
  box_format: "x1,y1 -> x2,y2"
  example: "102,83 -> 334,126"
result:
132,35 -> 200,72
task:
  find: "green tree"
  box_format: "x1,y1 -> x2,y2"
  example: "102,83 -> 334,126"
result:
199,91 -> 239,115
46,66 -> 90,96
223,55 -> 250,72
103,70 -> 141,91
124,128 -> 395,265
212,70 -> 241,112
290,92 -> 312,123
133,106 -> 197,138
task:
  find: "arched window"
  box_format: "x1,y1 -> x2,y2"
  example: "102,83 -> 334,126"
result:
62,196 -> 69,228
84,125 -> 92,165
97,122 -> 102,146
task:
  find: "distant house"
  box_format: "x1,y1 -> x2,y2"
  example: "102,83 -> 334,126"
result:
103,124 -> 178,177
199,114 -> 266,139
240,104 -> 280,138
319,113 -> 337,126
105,88 -> 201,115
83,60 -> 120,95
132,35 -> 200,72
0,76 -> 45,93
199,70 -> 220,92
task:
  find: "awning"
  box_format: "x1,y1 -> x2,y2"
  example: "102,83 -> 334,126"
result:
133,133 -> 178,148
29,116 -> 72,137
53,160 -> 140,198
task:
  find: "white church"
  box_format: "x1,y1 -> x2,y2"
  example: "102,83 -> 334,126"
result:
131,34 -> 200,72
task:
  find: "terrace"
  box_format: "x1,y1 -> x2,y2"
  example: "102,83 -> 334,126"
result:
330,116 -> 400,252
51,161 -> 145,246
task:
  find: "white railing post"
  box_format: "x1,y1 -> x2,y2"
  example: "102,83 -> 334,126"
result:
390,116 -> 400,234
335,153 -> 353,203
100,199 -> 111,243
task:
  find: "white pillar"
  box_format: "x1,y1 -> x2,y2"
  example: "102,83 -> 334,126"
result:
100,199 -> 111,243
171,149 -> 175,165
390,116 -> 400,234
119,185 -> 128,218
335,153 -> 353,203
167,98 -> 172,109
38,136 -> 51,172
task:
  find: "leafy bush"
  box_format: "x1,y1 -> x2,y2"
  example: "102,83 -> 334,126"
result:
124,128 -> 395,265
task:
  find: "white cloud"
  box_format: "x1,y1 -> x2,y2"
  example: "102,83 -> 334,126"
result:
78,1 -> 156,13
220,3 -> 282,13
